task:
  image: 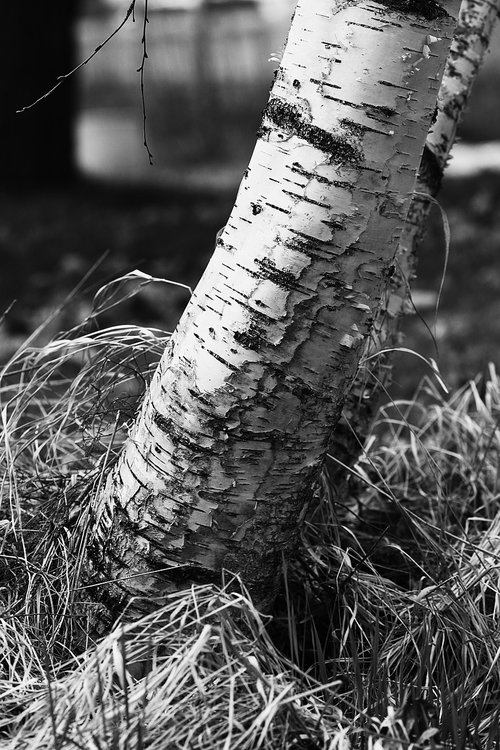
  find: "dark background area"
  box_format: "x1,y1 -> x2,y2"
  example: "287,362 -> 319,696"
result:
1,0 -> 499,400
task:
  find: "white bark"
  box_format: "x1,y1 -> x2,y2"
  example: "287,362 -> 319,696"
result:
89,0 -> 461,616
427,0 -> 500,167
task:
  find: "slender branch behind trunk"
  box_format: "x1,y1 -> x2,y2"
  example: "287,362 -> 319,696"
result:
87,0 -> 460,620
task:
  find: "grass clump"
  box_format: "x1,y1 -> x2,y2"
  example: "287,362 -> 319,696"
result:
0,582 -> 346,750
276,368 -> 500,748
0,274 -> 169,655
1,279 -> 500,748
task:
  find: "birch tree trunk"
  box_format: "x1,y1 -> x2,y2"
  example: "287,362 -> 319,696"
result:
88,0 -> 461,619
328,0 -> 500,497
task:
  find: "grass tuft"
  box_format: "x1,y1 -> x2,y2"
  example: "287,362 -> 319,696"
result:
0,581 -> 347,750
273,367 -> 500,747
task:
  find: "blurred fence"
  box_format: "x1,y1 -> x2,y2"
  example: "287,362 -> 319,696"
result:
77,2 -> 295,187
76,0 -> 500,187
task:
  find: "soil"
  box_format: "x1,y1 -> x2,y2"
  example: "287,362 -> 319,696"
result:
392,169 -> 500,398
0,179 -> 232,355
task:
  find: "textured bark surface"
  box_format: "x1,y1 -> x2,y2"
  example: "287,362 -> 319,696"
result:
404,0 -> 500,278
427,0 -> 500,165
329,0 -> 499,490
90,0 -> 460,617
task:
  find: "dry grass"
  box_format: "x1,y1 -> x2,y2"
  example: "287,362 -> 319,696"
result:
1,278 -> 500,748
0,581 -> 348,750
275,368 -> 500,748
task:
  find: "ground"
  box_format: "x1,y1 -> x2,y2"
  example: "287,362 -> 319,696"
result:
392,169 -> 500,398
0,180 -> 231,355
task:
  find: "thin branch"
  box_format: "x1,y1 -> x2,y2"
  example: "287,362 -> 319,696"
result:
16,1 -> 137,114
137,0 -> 154,165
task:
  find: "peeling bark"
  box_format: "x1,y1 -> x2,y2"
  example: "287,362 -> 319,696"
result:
329,0 -> 499,494
89,0 -> 461,618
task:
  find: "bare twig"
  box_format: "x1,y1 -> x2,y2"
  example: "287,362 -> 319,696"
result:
138,0 -> 154,165
17,2 -> 137,114
17,0 -> 154,164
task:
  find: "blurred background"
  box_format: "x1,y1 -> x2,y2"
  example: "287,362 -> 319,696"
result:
1,0 -> 499,398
